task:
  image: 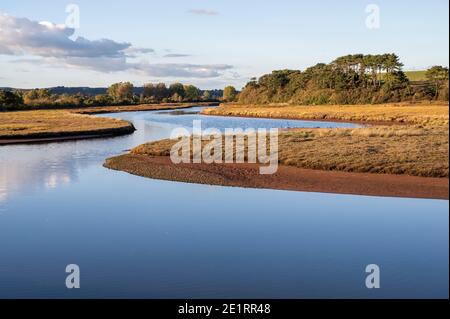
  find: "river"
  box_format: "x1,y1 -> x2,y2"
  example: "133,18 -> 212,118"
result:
0,107 -> 448,298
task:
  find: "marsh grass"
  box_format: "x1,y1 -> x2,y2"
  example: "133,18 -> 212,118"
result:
134,103 -> 450,180
0,110 -> 133,139
202,102 -> 449,126
0,103 -> 218,140
132,125 -> 448,178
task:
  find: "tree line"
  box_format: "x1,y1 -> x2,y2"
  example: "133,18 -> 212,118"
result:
0,82 -> 238,111
238,54 -> 449,105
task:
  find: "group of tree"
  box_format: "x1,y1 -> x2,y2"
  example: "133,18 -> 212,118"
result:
0,82 -> 228,111
425,66 -> 449,99
237,54 -> 449,105
141,82 -> 201,103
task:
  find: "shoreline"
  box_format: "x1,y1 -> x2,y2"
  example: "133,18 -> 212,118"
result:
200,110 -> 400,127
104,155 -> 449,200
0,117 -> 136,146
74,102 -> 218,115
201,103 -> 449,126
0,103 -> 216,145
0,128 -> 136,145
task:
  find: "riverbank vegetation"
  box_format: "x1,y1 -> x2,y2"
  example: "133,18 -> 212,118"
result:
202,102 -> 449,126
0,110 -> 135,142
0,82 -> 223,111
236,54 -> 449,105
124,123 -> 448,178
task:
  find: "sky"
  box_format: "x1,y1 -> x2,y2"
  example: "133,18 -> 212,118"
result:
0,0 -> 448,89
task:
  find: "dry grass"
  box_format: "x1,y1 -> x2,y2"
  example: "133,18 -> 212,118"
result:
0,110 -> 134,139
0,103 -> 216,140
276,126 -> 448,177
202,102 -> 449,126
131,123 -> 449,178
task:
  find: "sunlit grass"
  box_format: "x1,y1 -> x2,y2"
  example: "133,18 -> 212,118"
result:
0,110 -> 133,138
133,102 -> 449,178
202,102 -> 449,126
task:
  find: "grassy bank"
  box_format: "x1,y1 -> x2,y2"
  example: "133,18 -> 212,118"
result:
104,102 -> 448,197
202,102 -> 449,126
0,109 -> 135,142
0,103 -> 214,143
125,124 -> 448,178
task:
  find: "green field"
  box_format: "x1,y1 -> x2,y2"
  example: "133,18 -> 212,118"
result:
404,70 -> 428,81
378,70 -> 428,82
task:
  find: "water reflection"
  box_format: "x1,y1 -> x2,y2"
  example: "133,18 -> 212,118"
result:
0,107 -> 359,202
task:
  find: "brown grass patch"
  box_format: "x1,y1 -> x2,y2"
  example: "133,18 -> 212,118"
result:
202,102 -> 449,126
0,110 -> 134,139
0,103 -> 217,141
131,124 -> 449,178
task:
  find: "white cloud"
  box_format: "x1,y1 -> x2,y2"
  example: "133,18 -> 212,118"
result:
189,9 -> 219,16
163,53 -> 192,58
0,13 -> 131,58
0,12 -> 232,78
136,63 -> 232,78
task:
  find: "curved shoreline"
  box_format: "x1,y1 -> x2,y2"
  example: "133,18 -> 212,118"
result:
0,125 -> 136,145
0,125 -> 136,146
0,102 -> 217,145
104,155 -> 449,200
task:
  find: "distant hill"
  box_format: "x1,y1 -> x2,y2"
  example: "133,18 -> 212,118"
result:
48,86 -> 109,96
0,86 -> 109,96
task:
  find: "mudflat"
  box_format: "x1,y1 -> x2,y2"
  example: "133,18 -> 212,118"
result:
105,155 -> 449,200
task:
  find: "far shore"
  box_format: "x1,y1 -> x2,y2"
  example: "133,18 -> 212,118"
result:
201,102 -> 449,126
73,102 -> 218,115
105,155 -> 449,200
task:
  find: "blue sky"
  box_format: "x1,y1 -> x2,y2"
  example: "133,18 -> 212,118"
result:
0,0 -> 448,89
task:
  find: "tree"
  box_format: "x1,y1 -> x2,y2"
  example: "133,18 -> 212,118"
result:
237,53 -> 440,105
223,86 -> 237,102
202,90 -> 211,101
383,53 -> 403,74
169,83 -> 185,99
107,82 -> 134,103
23,89 -> 51,104
143,83 -> 156,99
184,85 -> 200,101
0,90 -> 23,111
154,83 -> 169,101
94,94 -> 112,106
171,93 -> 183,102
426,66 -> 449,99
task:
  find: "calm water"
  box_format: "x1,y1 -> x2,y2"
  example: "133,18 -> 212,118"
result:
0,107 -> 448,299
